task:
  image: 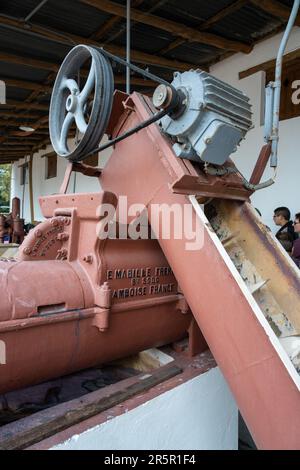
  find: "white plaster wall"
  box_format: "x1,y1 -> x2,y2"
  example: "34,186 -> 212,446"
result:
51,367 -> 238,451
210,26 -> 300,231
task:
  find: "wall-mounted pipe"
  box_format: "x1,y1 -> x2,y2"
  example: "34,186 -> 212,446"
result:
269,0 -> 300,167
126,0 -> 131,95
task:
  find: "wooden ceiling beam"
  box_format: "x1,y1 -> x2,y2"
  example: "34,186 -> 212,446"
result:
0,151 -> 30,156
1,74 -> 156,145
0,160 -> 28,166
0,153 -> 30,158
0,160 -> 24,165
0,15 -> 192,71
0,156 -> 32,162
0,111 -> 41,119
3,78 -> 52,93
0,0 -> 173,151
0,52 -> 58,72
0,75 -> 57,148
0,149 -> 32,154
91,15 -> 122,40
0,48 -> 170,78
3,75 -> 154,92
159,0 -> 249,55
94,0 -> 166,46
201,0 -> 249,30
0,142 -> 35,147
81,0 -> 252,53
0,118 -> 46,127
7,134 -> 41,139
0,115 -> 49,142
239,47 -> 300,79
159,38 -> 186,56
90,0 -> 145,40
8,136 -> 41,142
32,138 -> 51,153
3,101 -> 49,111
0,141 -> 33,147
250,0 -> 300,27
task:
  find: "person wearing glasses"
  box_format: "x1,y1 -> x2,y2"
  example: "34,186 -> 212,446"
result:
292,213 -> 300,268
273,206 -> 296,254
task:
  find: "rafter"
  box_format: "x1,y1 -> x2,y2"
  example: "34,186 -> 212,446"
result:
100,0 -> 169,46
32,137 -> 51,153
3,78 -> 52,93
159,0 -> 249,55
2,75 -> 154,93
0,158 -> 26,164
81,0 -> 252,53
6,72 -> 57,144
0,52 -> 58,72
0,5 -> 193,150
0,69 -> 157,147
0,117 -> 47,127
4,101 -> 49,111
0,111 -> 41,119
202,0 -> 249,29
239,46 -> 300,79
0,142 -> 36,147
0,1 -> 192,152
0,148 -> 32,154
0,153 -> 30,158
0,75 -> 154,144
0,115 -> 49,142
250,0 -> 300,27
90,0 -> 145,40
0,15 -> 193,71
8,135 -> 41,141
92,16 -> 122,40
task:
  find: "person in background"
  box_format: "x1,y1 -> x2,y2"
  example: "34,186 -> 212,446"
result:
292,213 -> 300,268
273,206 -> 296,254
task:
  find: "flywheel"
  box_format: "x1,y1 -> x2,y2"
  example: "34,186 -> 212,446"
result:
49,45 -> 114,161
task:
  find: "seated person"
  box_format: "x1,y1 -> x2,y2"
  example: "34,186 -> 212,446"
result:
273,206 -> 296,254
292,213 -> 300,267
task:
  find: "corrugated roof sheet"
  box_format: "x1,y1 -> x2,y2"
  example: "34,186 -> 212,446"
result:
210,3 -> 283,42
0,25 -> 71,63
138,0 -> 235,27
104,20 -> 175,53
1,0 -> 111,38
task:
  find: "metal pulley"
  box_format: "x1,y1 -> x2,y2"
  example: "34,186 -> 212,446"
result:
49,45 -> 114,161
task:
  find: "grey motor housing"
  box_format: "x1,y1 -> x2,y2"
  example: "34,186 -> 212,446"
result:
160,70 -> 252,166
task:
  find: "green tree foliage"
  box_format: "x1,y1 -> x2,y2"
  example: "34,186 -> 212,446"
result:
0,164 -> 11,208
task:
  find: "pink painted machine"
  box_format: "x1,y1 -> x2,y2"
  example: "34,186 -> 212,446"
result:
1,43 -> 300,449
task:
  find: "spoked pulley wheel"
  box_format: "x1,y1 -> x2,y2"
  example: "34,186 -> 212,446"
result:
49,45 -> 114,161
